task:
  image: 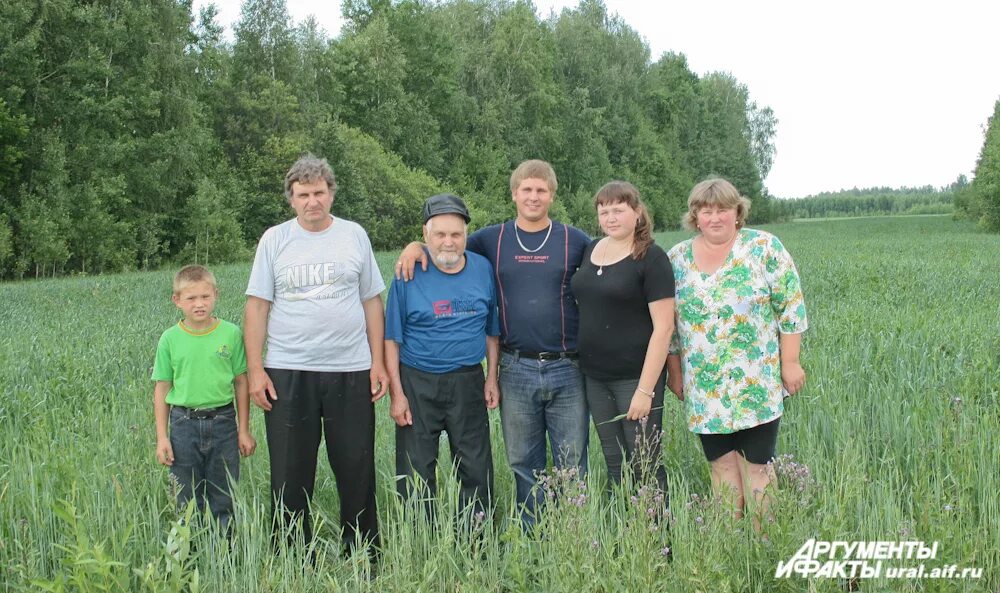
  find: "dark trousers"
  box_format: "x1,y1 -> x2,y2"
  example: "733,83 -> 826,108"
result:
585,373 -> 669,495
264,368 -> 379,552
396,364 -> 494,515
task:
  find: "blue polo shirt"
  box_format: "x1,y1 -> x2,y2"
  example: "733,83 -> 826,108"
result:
385,250 -> 500,373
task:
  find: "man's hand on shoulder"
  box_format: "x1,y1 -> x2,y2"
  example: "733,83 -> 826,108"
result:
394,241 -> 428,281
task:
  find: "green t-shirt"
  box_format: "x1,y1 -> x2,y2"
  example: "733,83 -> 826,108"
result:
152,319 -> 247,408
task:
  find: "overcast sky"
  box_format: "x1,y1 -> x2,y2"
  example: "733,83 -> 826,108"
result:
195,0 -> 1000,198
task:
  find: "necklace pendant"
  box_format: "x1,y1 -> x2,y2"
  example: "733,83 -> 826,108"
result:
596,268 -> 603,276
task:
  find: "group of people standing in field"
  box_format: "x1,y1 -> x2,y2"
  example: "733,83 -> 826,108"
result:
152,154 -> 808,556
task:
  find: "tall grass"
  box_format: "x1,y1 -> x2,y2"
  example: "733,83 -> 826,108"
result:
1,217 -> 996,592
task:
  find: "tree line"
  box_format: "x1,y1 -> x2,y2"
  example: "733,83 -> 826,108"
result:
954,99 -> 1000,232
0,0 -> 778,279
772,185 -> 958,220
773,94 -> 1000,229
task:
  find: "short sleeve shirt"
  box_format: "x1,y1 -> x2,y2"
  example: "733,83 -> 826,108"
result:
246,216 -> 385,372
151,319 -> 247,409
667,229 -> 808,434
571,242 -> 675,381
384,250 -> 500,373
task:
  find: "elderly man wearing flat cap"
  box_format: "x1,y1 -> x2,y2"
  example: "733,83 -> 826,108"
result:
384,194 -> 500,516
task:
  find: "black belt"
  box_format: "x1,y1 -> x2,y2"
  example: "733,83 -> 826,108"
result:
173,402 -> 234,419
501,345 -> 578,361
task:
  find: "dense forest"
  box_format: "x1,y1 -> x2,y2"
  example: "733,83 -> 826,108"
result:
3,1 -> 996,280
0,0 -> 779,279
955,99 -> 1000,232
772,184 -> 958,220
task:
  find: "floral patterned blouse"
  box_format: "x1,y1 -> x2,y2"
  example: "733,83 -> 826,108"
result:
667,229 -> 807,434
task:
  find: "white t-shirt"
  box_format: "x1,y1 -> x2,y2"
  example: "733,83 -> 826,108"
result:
246,216 -> 385,372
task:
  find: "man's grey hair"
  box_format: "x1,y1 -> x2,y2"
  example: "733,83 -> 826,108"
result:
424,216 -> 468,233
284,154 -> 337,201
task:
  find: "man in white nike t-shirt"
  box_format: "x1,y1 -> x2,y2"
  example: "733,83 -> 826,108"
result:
244,154 -> 388,555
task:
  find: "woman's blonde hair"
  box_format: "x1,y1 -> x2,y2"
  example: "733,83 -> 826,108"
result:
593,181 -> 654,260
681,178 -> 752,231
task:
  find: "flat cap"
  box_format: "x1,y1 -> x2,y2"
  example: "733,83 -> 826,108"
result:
422,193 -> 471,223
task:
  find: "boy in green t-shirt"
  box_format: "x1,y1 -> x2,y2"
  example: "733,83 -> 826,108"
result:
152,265 -> 255,530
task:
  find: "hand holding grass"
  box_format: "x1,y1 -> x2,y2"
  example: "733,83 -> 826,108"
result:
627,390 -> 653,420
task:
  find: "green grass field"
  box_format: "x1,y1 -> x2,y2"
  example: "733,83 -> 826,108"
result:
1,216 -> 997,592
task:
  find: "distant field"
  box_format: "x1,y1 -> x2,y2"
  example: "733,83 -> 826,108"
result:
1,217 -> 997,592
792,213 -> 953,223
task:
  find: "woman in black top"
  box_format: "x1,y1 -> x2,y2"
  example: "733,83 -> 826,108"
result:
571,181 -> 675,494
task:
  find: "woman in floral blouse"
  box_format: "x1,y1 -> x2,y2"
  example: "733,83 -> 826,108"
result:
666,178 -> 807,524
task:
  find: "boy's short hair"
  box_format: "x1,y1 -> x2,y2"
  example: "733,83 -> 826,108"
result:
284,154 -> 337,201
509,159 -> 558,195
173,265 -> 218,294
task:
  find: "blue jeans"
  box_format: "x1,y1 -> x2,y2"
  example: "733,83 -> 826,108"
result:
498,351 -> 588,526
169,404 -> 240,530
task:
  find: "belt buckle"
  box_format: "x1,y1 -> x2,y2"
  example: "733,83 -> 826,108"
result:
537,351 -> 559,361
188,404 -> 228,419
